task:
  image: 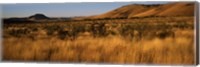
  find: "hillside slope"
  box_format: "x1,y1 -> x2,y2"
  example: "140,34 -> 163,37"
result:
89,2 -> 194,19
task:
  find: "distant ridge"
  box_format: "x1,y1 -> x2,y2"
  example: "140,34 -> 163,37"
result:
88,2 -> 194,19
3,14 -> 71,23
3,2 -> 195,23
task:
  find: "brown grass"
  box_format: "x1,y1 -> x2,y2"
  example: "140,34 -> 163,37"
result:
3,29 -> 194,64
2,16 -> 195,65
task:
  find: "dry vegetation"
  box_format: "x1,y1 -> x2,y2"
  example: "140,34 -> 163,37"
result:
2,16 -> 195,64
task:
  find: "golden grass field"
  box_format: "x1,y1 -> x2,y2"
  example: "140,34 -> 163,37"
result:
2,16 -> 195,64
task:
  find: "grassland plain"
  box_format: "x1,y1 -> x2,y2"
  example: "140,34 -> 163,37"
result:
3,16 -> 195,64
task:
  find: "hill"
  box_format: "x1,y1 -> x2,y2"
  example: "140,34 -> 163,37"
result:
89,2 -> 194,19
3,2 -> 195,23
28,14 -> 50,20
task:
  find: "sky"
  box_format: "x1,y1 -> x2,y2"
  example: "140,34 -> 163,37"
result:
1,2 -> 169,18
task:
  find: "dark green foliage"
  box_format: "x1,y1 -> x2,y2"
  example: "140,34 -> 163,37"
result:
44,25 -> 63,36
4,16 -> 193,40
8,28 -> 30,37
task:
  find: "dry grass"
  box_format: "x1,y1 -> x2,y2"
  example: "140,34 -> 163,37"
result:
3,29 -> 194,64
2,16 -> 195,65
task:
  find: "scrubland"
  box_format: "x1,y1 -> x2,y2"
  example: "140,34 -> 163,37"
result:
2,16 -> 195,64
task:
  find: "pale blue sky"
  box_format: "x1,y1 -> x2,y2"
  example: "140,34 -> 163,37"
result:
2,2 -> 169,18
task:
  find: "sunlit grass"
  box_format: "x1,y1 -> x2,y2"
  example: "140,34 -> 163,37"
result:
2,16 -> 195,64
3,29 -> 194,64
